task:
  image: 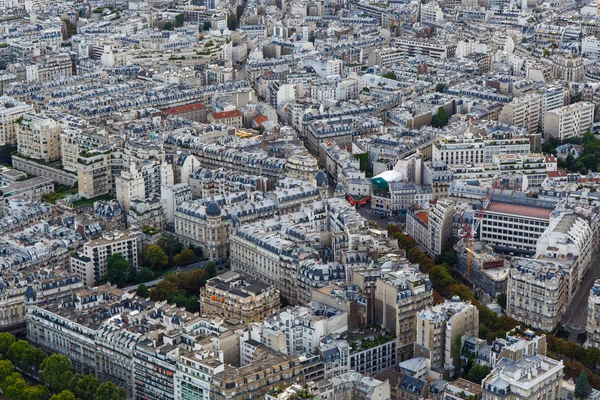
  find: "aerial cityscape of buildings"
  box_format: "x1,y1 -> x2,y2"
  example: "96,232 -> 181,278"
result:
2,0 -> 600,398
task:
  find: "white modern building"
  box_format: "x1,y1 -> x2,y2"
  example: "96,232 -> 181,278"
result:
544,102 -> 594,141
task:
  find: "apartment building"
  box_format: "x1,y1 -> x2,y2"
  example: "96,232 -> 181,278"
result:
429,199 -> 455,256
348,330 -> 397,375
17,113 -> 61,162
539,85 -> 568,129
134,334 -> 180,400
367,48 -> 403,68
444,379 -> 482,400
76,149 -> 113,199
583,36 -> 600,61
506,258 -> 566,331
0,270 -> 82,331
174,349 -> 225,400
415,298 -> 479,371
455,240 -> 508,301
551,55 -> 585,82
481,355 -> 563,400
116,163 -> 145,212
307,117 -> 355,158
2,176 -> 54,201
0,97 -> 33,145
161,183 -> 192,224
536,211 -> 594,303
433,129 -> 530,165
60,127 -> 111,172
489,327 -> 547,368
374,267 -> 434,361
208,110 -> 243,128
199,271 -> 281,324
211,347 -> 303,400
175,198 -> 277,260
70,230 -> 141,286
587,281 -> 600,348
420,2 -> 444,22
27,285 -> 125,376
498,93 -> 541,135
480,195 -> 556,254
406,207 -> 430,252
395,38 -> 456,59
544,102 -> 594,141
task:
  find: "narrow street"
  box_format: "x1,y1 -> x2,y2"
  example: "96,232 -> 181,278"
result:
562,250 -> 600,341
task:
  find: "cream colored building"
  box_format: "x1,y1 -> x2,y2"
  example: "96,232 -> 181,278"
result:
17,113 -> 61,162
415,297 -> 479,371
116,163 -> 145,212
76,150 -> 113,199
0,97 -> 33,145
499,93 -> 541,135
70,230 -> 141,286
482,355 -> 563,400
199,271 -> 281,324
374,267 -> 434,361
586,281 -> 600,348
544,102 -> 594,141
506,258 -> 566,332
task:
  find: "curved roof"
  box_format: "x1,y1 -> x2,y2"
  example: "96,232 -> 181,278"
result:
206,201 -> 221,217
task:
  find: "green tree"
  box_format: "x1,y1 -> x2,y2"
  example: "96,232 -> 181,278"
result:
50,391 -> 77,400
149,280 -> 177,302
435,83 -> 446,93
164,21 -> 174,31
40,354 -> 72,393
95,382 -> 126,400
0,359 -> 14,383
454,335 -> 462,368
182,269 -> 206,294
104,253 -> 132,287
7,341 -> 45,374
1,372 -> 27,400
555,338 -> 567,356
566,341 -> 579,362
0,332 -> 16,356
136,268 -> 154,283
145,245 -> 168,271
575,372 -> 592,400
188,244 -> 204,259
175,14 -> 184,27
67,374 -> 100,400
22,385 -> 48,400
236,4 -> 244,18
585,346 -> 600,367
227,13 -> 238,30
467,365 -> 491,384
179,249 -> 196,266
543,49 -> 550,57
136,283 -> 149,298
202,20 -> 211,30
382,71 -> 397,80
173,254 -> 182,266
496,293 -> 507,310
205,262 -> 217,278
432,107 -> 449,128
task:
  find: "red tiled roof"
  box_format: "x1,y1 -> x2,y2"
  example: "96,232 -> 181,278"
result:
486,201 -> 553,219
415,211 -> 429,225
253,114 -> 268,126
212,110 -> 241,119
547,170 -> 567,178
545,156 -> 557,163
163,103 -> 206,115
